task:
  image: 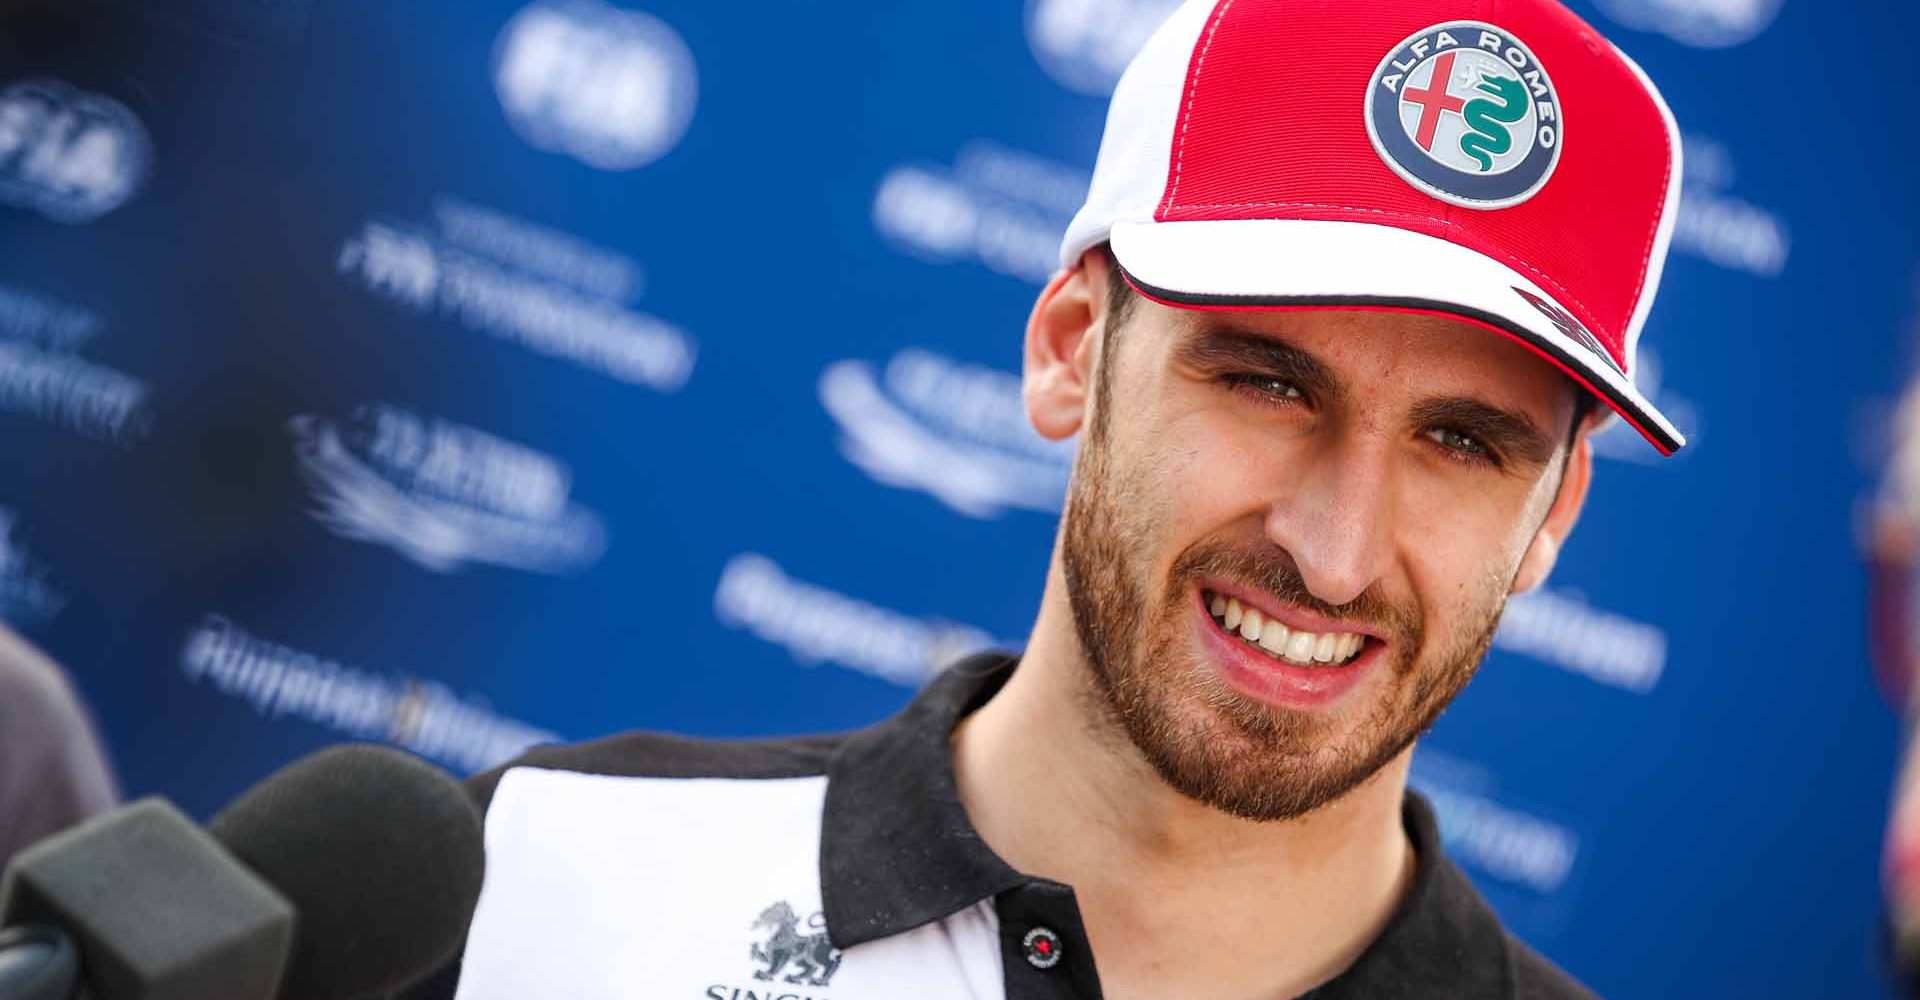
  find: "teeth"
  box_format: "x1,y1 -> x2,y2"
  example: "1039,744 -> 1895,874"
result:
1207,591 -> 1367,668
1258,622 -> 1290,655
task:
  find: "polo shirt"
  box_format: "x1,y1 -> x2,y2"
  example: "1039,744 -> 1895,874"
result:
399,653 -> 1598,1000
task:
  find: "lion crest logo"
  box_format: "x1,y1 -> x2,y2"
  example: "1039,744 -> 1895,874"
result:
749,900 -> 843,987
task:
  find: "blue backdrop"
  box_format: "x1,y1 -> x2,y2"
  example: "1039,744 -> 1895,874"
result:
1,0 -> 1912,996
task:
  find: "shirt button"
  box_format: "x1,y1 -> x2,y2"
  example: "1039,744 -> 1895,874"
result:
1022,926 -> 1064,969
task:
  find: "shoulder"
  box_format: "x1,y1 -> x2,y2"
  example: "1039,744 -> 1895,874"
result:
0,626 -> 85,726
464,727 -> 847,814
1505,934 -> 1602,1000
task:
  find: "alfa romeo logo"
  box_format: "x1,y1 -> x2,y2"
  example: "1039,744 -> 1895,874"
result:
1365,22 -> 1563,209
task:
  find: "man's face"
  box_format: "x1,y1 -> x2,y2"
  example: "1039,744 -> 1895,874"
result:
1055,275 -> 1585,822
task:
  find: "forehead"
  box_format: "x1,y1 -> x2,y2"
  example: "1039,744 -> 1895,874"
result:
1127,298 -> 1579,415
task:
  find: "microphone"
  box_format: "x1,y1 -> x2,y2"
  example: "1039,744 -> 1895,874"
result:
0,744 -> 485,1000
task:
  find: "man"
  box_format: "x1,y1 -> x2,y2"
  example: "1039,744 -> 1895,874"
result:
0,625 -> 119,868
406,0 -> 1683,996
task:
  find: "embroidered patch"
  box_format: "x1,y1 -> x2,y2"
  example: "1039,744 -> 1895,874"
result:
1365,22 -> 1564,209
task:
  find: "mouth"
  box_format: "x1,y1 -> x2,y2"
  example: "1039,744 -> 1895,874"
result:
1200,588 -> 1374,669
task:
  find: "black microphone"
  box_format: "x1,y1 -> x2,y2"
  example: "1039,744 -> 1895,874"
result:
0,744 -> 485,1000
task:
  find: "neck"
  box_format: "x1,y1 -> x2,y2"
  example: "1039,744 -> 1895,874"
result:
953,561 -> 1414,1000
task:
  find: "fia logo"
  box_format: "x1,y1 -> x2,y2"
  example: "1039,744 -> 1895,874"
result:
1024,0 -> 1180,96
0,79 -> 150,223
748,900 -> 842,988
1591,0 -> 1783,49
492,0 -> 698,170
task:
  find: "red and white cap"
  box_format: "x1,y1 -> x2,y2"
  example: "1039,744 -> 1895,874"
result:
1062,0 -> 1686,454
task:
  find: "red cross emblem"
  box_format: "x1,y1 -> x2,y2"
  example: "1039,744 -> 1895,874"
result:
1399,50 -> 1466,151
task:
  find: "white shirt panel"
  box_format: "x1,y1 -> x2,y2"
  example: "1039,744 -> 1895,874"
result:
454,767 -> 1004,1000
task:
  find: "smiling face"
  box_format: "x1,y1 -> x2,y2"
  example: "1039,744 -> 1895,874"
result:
1032,251 -> 1592,822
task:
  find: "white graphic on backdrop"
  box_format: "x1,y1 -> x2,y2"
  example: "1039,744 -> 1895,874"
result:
1411,751 -> 1581,900
336,196 -> 695,391
181,615 -> 559,774
1671,134 -> 1790,279
1025,0 -> 1181,96
289,404 -> 608,575
0,78 -> 150,222
0,509 -> 66,625
873,141 -> 1090,286
1592,0 -> 1783,49
820,348 -> 1074,519
493,0 -> 698,170
1495,586 -> 1668,694
0,284 -> 149,443
715,553 -> 1002,688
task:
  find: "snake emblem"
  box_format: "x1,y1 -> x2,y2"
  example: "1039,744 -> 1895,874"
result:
1459,73 -> 1530,172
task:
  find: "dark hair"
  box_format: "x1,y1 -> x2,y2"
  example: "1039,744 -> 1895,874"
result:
1093,241 -> 1594,445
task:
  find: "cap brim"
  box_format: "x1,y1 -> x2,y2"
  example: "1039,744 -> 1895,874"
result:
1108,219 -> 1685,455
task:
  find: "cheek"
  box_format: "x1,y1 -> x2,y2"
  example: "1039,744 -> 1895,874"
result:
1142,405 -> 1291,538
1397,476 -> 1556,623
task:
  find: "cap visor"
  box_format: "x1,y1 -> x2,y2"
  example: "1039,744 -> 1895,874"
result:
1108,219 -> 1685,455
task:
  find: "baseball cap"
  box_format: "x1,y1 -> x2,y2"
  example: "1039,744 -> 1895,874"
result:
1061,0 -> 1686,454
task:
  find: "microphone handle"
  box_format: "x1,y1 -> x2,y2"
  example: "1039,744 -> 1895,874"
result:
0,924 -> 78,1000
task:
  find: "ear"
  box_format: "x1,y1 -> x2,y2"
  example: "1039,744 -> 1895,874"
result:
1023,252 -> 1108,442
1510,424 -> 1593,594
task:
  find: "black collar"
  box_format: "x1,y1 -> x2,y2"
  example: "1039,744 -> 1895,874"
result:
820,652 -> 1515,999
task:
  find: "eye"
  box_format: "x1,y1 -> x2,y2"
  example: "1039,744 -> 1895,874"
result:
1425,426 -> 1497,464
1223,373 -> 1305,406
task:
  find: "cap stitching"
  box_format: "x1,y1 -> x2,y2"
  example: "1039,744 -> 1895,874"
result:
1161,201 -> 1610,345
1162,0 -> 1239,215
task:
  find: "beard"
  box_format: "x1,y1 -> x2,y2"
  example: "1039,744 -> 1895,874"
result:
1059,362 -> 1508,822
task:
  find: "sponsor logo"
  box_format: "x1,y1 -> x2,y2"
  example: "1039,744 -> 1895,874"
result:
289,404 -> 608,575
747,900 -> 842,988
181,615 -> 560,773
820,348 -> 1073,519
1411,751 -> 1581,913
494,0 -> 698,170
1671,134 -> 1790,278
0,509 -> 66,625
873,140 -> 1089,286
336,196 -> 695,391
0,284 -> 149,444
1512,288 -> 1624,375
1495,585 -> 1668,693
1591,0 -> 1783,49
714,553 -> 1002,688
0,284 -> 100,350
1367,23 -> 1563,209
1025,0 -> 1180,96
0,78 -> 150,223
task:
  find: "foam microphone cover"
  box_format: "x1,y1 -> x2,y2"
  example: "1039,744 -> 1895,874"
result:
0,799 -> 296,1000
208,745 -> 485,1000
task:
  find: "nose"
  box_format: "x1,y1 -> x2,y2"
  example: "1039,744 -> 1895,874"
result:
1261,437 -> 1396,608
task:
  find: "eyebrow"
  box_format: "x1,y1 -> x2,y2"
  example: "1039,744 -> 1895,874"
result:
1178,325 -> 1558,468
1173,328 -> 1342,402
1410,397 -> 1557,467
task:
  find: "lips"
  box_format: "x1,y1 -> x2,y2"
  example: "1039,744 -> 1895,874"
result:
1203,589 -> 1367,667
1192,587 -> 1381,709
